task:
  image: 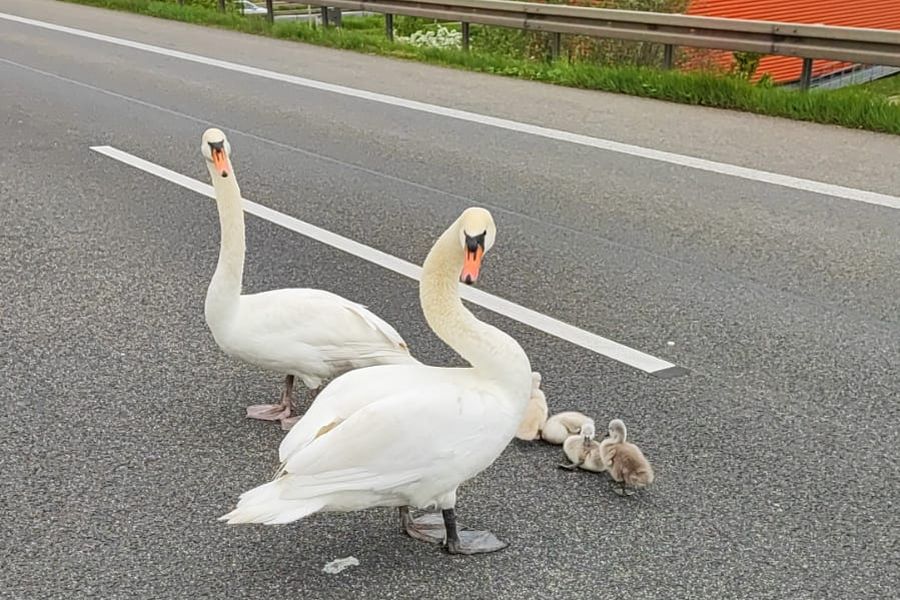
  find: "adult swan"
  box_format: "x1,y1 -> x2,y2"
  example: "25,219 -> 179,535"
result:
220,207 -> 532,555
200,128 -> 417,429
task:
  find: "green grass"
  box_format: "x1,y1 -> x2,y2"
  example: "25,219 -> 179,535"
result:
860,74 -> 900,100
59,0 -> 900,134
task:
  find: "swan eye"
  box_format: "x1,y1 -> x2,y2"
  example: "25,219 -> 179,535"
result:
464,231 -> 486,252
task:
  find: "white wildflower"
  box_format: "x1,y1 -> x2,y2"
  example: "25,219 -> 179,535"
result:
396,25 -> 463,50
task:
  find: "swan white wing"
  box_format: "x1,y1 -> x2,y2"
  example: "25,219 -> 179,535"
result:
235,288 -> 404,346
230,289 -> 415,375
277,383 -> 512,501
277,364 -> 461,462
335,296 -> 409,350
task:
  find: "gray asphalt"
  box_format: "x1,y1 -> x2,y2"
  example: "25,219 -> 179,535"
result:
1,1 -> 898,599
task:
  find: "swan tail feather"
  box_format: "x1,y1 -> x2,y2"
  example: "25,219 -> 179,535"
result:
218,480 -> 325,525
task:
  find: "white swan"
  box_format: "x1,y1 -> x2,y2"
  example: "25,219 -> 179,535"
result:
200,128 -> 417,429
220,207 -> 533,555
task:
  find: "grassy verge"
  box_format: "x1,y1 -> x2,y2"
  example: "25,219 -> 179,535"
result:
59,0 -> 900,134
861,74 -> 900,102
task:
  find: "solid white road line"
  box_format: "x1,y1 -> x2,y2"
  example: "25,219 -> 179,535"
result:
3,11 -> 899,212
90,145 -> 686,378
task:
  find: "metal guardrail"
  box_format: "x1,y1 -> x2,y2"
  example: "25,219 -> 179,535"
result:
244,0 -> 900,88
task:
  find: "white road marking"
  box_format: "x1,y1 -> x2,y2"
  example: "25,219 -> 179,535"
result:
90,145 -> 684,377
2,11 -> 899,211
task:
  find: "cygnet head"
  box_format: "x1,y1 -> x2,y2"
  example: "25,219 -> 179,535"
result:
531,371 -> 542,390
580,422 -> 596,440
456,207 -> 497,286
608,418 -> 627,442
201,127 -> 233,179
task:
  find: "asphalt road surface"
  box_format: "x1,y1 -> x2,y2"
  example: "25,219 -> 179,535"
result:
1,1 -> 898,598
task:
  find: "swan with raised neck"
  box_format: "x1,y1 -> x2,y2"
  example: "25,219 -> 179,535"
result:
221,207 -> 535,556
199,127 -> 417,429
418,207 -> 531,393
202,128 -> 243,327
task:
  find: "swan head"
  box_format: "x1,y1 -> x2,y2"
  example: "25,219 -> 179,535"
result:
201,128 -> 232,179
456,207 -> 496,285
580,422 -> 596,441
608,418 -> 627,441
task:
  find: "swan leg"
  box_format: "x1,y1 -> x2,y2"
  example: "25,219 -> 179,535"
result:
245,375 -> 294,422
278,380 -> 326,430
280,416 -> 300,431
442,508 -> 507,555
399,507 -> 445,545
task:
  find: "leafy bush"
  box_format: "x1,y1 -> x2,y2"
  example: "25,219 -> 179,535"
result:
731,51 -> 762,80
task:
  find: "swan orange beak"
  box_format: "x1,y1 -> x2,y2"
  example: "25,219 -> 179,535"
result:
460,246 -> 483,285
210,144 -> 231,177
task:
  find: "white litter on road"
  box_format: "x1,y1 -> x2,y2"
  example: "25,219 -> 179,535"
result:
323,557 -> 360,574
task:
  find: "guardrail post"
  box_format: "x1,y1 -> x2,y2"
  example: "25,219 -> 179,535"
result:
386,13 -> 394,41
800,57 -> 813,90
265,0 -> 274,24
663,44 -> 674,69
551,32 -> 561,60
461,22 -> 470,52
320,8 -> 343,27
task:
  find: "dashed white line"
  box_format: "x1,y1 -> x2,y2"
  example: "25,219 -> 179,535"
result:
90,145 -> 686,378
2,11 -> 899,211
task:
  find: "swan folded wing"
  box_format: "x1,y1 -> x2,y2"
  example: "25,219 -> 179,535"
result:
315,342 -> 413,367
280,287 -> 410,350
336,298 -> 409,351
277,385 -> 503,500
277,365 -> 452,462
239,289 -> 409,352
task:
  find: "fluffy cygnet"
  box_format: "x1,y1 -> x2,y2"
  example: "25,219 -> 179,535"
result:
542,411 -> 594,445
515,372 -> 549,441
598,418 -> 654,496
559,422 -> 605,472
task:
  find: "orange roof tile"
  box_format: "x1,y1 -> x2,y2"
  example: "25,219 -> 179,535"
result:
684,0 -> 900,83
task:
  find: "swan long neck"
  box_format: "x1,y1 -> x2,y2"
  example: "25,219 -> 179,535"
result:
418,220 -> 531,392
205,161 -> 244,321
